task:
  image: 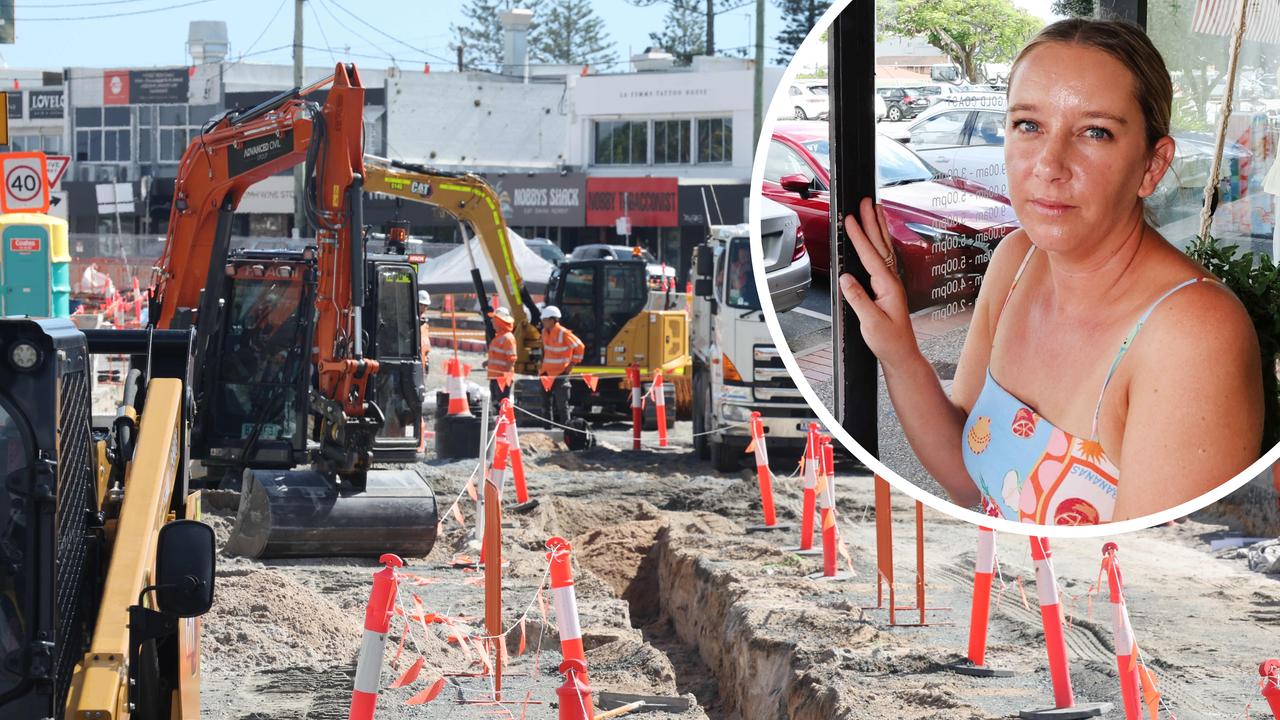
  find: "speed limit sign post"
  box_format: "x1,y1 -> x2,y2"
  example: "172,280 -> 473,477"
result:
0,152 -> 50,214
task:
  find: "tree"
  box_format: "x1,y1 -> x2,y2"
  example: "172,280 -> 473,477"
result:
450,0 -> 546,71
884,0 -> 1041,82
535,0 -> 618,67
1148,0 -> 1235,132
628,0 -> 751,57
1050,0 -> 1094,17
774,0 -> 831,65
648,0 -> 706,65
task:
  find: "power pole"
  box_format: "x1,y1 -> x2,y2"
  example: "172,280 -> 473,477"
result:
706,0 -> 715,56
293,0 -> 305,237
753,0 -> 763,145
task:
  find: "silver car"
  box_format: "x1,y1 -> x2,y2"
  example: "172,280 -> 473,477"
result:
757,196 -> 811,313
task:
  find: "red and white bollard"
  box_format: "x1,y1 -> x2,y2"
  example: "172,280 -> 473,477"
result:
501,399 -> 528,504
445,356 -> 471,416
809,436 -> 850,580
745,411 -> 784,532
1260,659 -> 1280,717
1102,543 -> 1142,720
628,365 -> 642,451
349,553 -> 403,720
794,423 -> 820,555
946,522 -> 1014,677
653,370 -> 668,448
557,658 -> 594,720
547,536 -> 589,683
1020,537 -> 1110,719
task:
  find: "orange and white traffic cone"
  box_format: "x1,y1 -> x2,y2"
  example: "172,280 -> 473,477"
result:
546,536 -> 588,684
628,365 -> 642,451
946,519 -> 1014,677
1020,537 -> 1110,719
1102,543 -> 1144,720
557,658 -> 594,720
810,437 -> 851,580
745,411 -> 790,533
1261,659 -> 1280,717
445,356 -> 471,416
502,399 -> 529,504
653,370 -> 668,448
792,423 -> 820,556
349,554 -> 403,720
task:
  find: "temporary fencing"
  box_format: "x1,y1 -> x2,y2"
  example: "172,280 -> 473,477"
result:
864,476 -> 945,626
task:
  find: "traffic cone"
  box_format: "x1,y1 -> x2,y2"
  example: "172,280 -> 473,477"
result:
557,658 -> 594,720
1102,543 -> 1144,720
745,411 -> 789,533
546,537 -> 588,684
502,400 -> 528,504
628,365 -> 642,451
445,356 -> 471,416
792,423 -> 820,555
1019,537 -> 1110,719
945,521 -> 1014,677
809,436 -> 851,580
1260,659 -> 1280,716
349,554 -> 403,720
653,370 -> 668,448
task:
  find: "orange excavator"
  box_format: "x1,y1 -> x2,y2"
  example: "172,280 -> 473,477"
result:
146,63 -> 436,558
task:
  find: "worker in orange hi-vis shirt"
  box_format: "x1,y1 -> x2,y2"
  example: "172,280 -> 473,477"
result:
486,305 -> 518,407
538,305 -> 584,425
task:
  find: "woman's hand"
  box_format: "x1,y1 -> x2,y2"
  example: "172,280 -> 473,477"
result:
838,197 -> 919,369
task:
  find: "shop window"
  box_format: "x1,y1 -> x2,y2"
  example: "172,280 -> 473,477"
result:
594,120 -> 648,165
654,119 -> 691,164
697,117 -> 732,164
103,106 -> 130,127
74,106 -> 101,128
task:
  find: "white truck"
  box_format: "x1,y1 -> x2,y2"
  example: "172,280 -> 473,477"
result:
690,220 -> 814,471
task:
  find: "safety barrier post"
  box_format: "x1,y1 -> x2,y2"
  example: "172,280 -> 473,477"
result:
445,356 -> 471,416
745,412 -> 790,533
628,365 -> 642,451
946,523 -> 1013,677
792,423 -> 820,555
501,399 -> 528,504
349,554 -> 403,720
1102,543 -> 1141,719
1020,537 -> 1110,719
1260,659 -> 1280,717
557,659 -> 594,720
809,436 -> 852,580
547,536 -> 589,684
653,370 -> 668,448
482,412 -> 509,695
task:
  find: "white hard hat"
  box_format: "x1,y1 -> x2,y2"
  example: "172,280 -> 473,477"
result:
489,306 -> 514,324
418,289 -> 431,306
541,305 -> 561,320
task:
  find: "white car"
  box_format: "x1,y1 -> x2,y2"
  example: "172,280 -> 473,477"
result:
786,82 -> 829,120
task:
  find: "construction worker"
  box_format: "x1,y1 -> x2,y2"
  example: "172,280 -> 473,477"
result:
486,306 -> 518,406
539,305 -> 584,425
418,289 -> 431,380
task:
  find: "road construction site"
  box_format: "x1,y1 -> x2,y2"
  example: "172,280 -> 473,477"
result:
171,347 -> 1280,720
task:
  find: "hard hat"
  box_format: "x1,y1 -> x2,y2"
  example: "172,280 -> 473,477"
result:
418,289 -> 431,306
541,305 -> 561,320
489,306 -> 514,324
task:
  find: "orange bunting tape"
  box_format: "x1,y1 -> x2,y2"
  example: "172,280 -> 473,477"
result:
583,373 -> 599,392
540,374 -> 555,392
405,677 -> 446,705
518,617 -> 527,656
390,656 -> 425,689
466,480 -> 479,502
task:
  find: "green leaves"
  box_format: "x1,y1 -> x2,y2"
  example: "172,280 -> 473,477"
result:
882,0 -> 1040,82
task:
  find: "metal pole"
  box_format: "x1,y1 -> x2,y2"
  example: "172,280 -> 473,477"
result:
707,0 -> 716,56
753,0 -> 764,147
293,0 -> 305,238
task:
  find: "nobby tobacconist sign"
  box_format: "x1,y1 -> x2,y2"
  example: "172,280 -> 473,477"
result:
585,177 -> 678,227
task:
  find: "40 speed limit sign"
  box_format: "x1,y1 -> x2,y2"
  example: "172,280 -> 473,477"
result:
0,152 -> 50,214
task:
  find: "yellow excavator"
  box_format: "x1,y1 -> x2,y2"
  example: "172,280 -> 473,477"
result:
0,318 -> 215,719
363,156 -> 692,436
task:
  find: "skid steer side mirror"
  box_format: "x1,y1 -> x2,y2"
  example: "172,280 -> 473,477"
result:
154,519 -> 216,618
694,245 -> 712,276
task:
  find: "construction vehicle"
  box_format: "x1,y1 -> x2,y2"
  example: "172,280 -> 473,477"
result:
362,157 -> 690,435
0,317 -> 216,719
690,222 -> 813,471
147,64 -> 437,559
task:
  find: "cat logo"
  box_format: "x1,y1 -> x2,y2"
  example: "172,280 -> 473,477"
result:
384,177 -> 431,197
410,181 -> 432,198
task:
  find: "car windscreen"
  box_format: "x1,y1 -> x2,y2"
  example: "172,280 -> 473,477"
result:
874,138 -> 938,187
723,237 -> 761,311
0,398 -> 31,696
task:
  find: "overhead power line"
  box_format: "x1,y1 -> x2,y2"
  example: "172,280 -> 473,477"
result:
18,0 -> 215,21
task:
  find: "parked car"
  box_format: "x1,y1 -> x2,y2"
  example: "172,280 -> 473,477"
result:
763,121 -> 1021,312
876,86 -> 931,122
757,197 -> 811,312
567,243 -> 678,289
525,237 -> 566,265
786,82 -> 829,120
874,92 -> 887,122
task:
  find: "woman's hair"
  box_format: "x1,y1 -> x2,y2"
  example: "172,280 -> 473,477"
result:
1009,18 -> 1172,150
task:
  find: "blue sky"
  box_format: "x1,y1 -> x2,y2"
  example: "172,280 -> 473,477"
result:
0,0 -> 787,70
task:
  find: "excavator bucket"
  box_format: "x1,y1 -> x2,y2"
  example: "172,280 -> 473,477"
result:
225,468 -> 438,558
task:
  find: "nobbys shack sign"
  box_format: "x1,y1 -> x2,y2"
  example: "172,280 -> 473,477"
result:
585,177 -> 678,227
487,172 -> 586,227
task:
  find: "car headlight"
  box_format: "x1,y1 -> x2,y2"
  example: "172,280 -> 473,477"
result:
721,403 -> 752,423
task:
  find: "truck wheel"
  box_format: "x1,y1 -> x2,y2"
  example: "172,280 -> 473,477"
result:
710,435 -> 738,472
692,373 -> 709,460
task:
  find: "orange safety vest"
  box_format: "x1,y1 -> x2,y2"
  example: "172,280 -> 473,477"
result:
487,330 -> 517,378
540,323 -> 584,378
419,321 -> 430,367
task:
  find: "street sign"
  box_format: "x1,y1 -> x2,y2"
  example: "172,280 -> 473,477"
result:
615,215 -> 631,236
44,155 -> 69,188
0,152 -> 49,213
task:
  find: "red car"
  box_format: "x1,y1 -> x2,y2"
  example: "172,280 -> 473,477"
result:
762,121 -> 1021,312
